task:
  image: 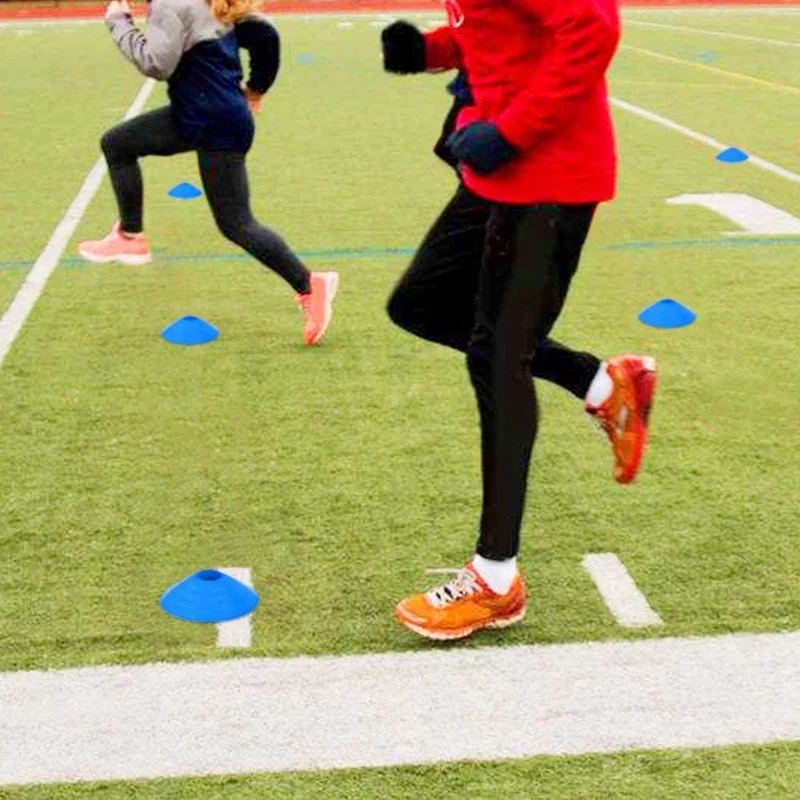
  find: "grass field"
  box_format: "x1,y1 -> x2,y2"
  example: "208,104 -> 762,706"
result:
1,5 -> 800,796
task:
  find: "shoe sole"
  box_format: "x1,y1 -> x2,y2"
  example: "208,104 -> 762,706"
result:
308,272 -> 339,345
306,272 -> 339,345
394,604 -> 527,641
617,357 -> 658,484
78,248 -> 152,266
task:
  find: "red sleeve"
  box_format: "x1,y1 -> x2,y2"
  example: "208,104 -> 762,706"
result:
495,0 -> 619,151
423,26 -> 463,71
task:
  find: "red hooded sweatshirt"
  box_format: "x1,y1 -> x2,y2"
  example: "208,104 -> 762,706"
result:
425,0 -> 620,205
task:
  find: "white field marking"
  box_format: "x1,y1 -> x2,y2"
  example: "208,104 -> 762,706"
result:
215,567 -> 254,649
0,19 -> 100,30
424,567 -> 461,575
623,6 -> 800,15
0,11 -> 442,29
0,79 -> 155,370
582,554 -> 663,628
625,19 -> 800,48
337,20 -> 354,28
6,630 -> 800,784
667,193 -> 800,236
610,98 -> 800,184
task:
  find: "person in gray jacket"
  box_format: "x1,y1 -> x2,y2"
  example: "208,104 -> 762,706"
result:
79,0 -> 338,346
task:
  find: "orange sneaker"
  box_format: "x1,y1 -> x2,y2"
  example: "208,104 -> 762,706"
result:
295,271 -> 339,345
394,563 -> 527,641
78,222 -> 152,265
586,355 -> 657,484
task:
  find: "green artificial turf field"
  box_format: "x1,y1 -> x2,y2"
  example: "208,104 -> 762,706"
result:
1,7 -> 799,795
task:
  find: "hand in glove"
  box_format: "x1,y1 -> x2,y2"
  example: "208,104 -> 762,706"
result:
381,21 -> 426,74
446,122 -> 517,175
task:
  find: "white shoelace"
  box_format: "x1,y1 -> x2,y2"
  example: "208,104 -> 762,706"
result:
426,567 -> 481,609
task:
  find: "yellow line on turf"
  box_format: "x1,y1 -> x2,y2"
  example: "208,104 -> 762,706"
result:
620,44 -> 800,98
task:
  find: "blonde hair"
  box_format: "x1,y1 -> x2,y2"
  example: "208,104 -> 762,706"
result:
209,0 -> 258,24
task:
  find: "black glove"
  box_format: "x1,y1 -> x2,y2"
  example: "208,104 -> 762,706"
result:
381,21 -> 426,74
445,122 -> 517,175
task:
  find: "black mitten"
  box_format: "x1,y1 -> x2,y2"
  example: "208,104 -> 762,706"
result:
381,21 -> 426,74
446,122 -> 517,175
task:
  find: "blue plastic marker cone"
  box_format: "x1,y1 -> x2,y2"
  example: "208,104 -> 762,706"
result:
692,49 -> 719,63
168,182 -> 203,199
638,298 -> 696,329
716,147 -> 748,163
161,315 -> 219,345
160,569 -> 259,623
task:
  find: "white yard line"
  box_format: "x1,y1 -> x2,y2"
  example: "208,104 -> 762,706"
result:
582,554 -> 663,628
215,567 -> 254,649
624,7 -> 800,16
3,630 -> 800,785
610,97 -> 800,184
625,19 -> 800,47
0,79 -> 155,370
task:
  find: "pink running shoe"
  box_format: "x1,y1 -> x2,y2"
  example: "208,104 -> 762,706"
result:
78,222 -> 152,265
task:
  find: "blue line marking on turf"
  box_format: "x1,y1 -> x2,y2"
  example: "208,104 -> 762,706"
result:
0,246 -> 417,272
5,238 -> 800,273
608,237 -> 800,251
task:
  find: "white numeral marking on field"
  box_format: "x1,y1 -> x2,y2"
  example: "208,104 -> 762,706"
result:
216,567 -> 253,648
667,193 -> 800,236
582,553 -> 663,628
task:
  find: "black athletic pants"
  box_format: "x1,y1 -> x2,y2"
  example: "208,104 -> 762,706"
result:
100,106 -> 311,294
388,185 -> 601,560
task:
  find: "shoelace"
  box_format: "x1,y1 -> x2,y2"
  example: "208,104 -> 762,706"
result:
426,567 -> 481,609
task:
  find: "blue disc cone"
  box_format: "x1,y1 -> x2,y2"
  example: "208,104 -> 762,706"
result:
160,569 -> 259,623
638,298 -> 696,329
161,315 -> 219,345
716,147 -> 748,163
168,182 -> 203,199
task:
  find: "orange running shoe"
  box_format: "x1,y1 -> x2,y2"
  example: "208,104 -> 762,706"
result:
78,222 -> 152,265
295,271 -> 339,345
394,563 -> 527,641
586,354 -> 658,484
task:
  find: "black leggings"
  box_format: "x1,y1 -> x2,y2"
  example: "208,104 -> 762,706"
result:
100,106 -> 310,293
389,185 -> 601,559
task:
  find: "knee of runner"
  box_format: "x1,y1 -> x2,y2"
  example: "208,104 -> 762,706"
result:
100,129 -> 122,162
386,286 -> 412,329
216,216 -> 251,245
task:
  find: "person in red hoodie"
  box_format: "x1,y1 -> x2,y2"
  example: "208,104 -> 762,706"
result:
382,0 -> 658,641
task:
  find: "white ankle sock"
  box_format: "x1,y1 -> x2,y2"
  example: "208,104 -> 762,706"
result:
585,362 -> 613,407
472,554 -> 518,595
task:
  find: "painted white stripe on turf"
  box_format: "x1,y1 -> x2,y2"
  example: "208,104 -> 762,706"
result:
625,19 -> 800,48
623,7 -> 800,16
4,630 -> 800,784
0,79 -> 155,370
582,553 -> 663,628
215,567 -> 253,648
610,97 -> 800,184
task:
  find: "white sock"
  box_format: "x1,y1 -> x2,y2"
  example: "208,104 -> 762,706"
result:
585,361 -> 613,408
472,554 -> 518,595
